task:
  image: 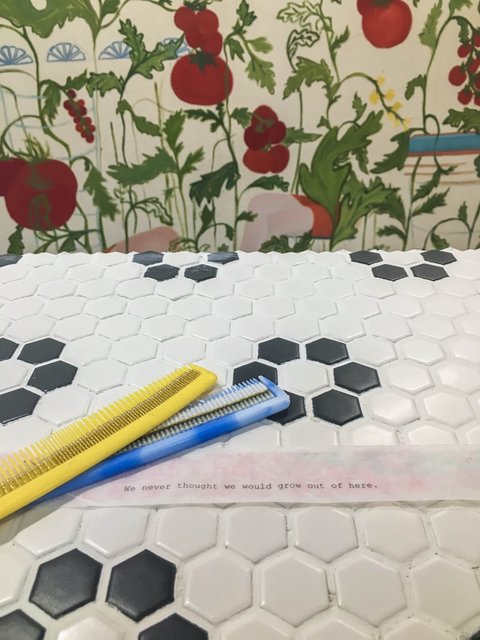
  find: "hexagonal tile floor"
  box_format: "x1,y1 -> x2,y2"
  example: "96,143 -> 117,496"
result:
0,248 -> 479,638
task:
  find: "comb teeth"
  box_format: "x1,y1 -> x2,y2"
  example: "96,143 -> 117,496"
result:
0,366 -> 205,498
124,379 -> 273,450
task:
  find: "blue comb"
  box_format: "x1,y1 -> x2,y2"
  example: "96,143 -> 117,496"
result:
41,376 -> 289,500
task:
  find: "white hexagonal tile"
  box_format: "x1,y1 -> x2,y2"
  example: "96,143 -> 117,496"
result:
19,253 -> 55,267
294,507 -> 358,561
0,317 -> 10,334
332,262 -> 371,281
295,296 -> 338,319
238,251 -> 272,266
275,279 -> 314,300
256,263 -> 292,282
6,316 -> 54,342
36,386 -> 91,426
1,297 -> 44,321
62,335 -> 112,366
105,262 -> 143,281
163,251 -> 201,267
225,507 -> 287,562
253,297 -> 295,320
0,547 -> 30,605
278,360 -> 329,395
436,362 -> 480,393
379,250 -> 422,265
316,279 -> 354,300
155,277 -> 195,300
172,296 -> 212,320
410,315 -> 455,340
53,316 -> 98,341
0,280 -> 37,300
208,337 -> 253,366
395,278 -> 435,298
449,337 -> 480,364
0,360 -> 30,391
404,424 -> 457,445
459,313 -> 480,337
84,296 -> 127,319
42,297 -> 86,320
367,391 -> 418,426
126,360 -> 176,388
422,391 -> 474,427
77,360 -> 127,392
449,260 -> 480,279
235,279 -> 274,300
82,508 -> 149,557
299,615 -> 371,640
0,416 -> 51,453
221,614 -> 290,640
380,295 -> 422,318
321,316 -> 365,342
188,317 -> 231,341
97,315 -> 141,340
338,296 -> 380,320
0,263 -> 31,283
126,295 -> 169,319
383,620 -> 450,640
385,363 -> 433,394
411,557 -> 480,626
293,262 -> 330,282
339,422 -> 398,446
437,276 -> 477,298
115,278 -> 156,299
142,316 -> 186,341
355,278 -> 395,299
400,338 -> 444,365
110,335 -> 158,365
77,278 -> 117,299
226,423 -> 280,450
15,506 -> 82,556
163,336 -> 206,365
361,508 -> 428,562
365,315 -> 411,342
282,419 -> 338,448
212,296 -> 253,320
56,253 -> 90,266
275,316 -> 319,342
218,263 -> 255,283
195,278 -> 234,299
58,614 -> 125,640
336,555 -> 406,626
37,279 -> 76,299
155,507 -> 217,559
432,508 -> 480,563
185,551 -> 252,623
310,251 -> 347,266
231,316 -> 275,342
348,337 -> 397,366
68,264 -> 105,282
260,555 -> 328,626
88,384 -> 138,412
423,294 -> 466,318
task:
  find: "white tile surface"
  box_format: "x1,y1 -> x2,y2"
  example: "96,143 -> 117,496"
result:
82,508 -> 149,557
15,507 -> 82,556
294,508 -> 358,561
155,507 -> 217,559
361,508 -> 428,561
225,507 -> 287,562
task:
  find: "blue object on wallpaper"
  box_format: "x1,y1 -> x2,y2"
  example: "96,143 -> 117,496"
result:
409,132 -> 480,156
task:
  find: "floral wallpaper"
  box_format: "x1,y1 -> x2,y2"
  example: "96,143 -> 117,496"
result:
0,0 -> 478,255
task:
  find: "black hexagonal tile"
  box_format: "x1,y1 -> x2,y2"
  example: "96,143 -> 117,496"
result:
372,264 -> 408,281
312,389 -> 362,425
30,549 -> 101,618
133,251 -> 164,266
208,251 -> 239,264
334,362 -> 380,394
0,610 -> 45,640
233,361 -> 278,385
18,338 -> 65,365
270,391 -> 306,425
0,337 -> 18,361
258,338 -> 299,365
28,361 -> 77,393
0,254 -> 21,267
0,388 -> 41,424
107,550 -> 176,621
139,614 -> 208,640
144,264 -> 179,281
350,250 -> 383,265
412,264 -> 448,281
306,338 -> 348,365
422,250 -> 456,265
184,264 -> 218,282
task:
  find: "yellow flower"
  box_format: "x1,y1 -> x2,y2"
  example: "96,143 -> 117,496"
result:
385,89 -> 396,101
369,90 -> 380,105
377,75 -> 386,86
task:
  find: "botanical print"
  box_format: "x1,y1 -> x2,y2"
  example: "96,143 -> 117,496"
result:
0,0 -> 478,255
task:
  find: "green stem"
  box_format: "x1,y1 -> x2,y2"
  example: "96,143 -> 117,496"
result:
403,157 -> 422,250
468,202 -> 480,249
317,0 -> 340,84
423,217 -> 469,250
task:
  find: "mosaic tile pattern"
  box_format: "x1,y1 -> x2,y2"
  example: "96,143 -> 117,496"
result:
0,249 -> 480,638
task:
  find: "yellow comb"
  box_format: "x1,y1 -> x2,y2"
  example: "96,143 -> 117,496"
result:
0,364 -> 217,520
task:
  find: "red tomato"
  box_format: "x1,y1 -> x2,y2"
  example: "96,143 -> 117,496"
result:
171,54 -> 233,106
251,105 -> 278,130
357,0 -> 371,15
185,29 -> 205,49
360,0 -> 412,49
202,32 -> 223,56
458,88 -> 473,104
174,6 -> 197,32
269,121 -> 287,144
244,125 -> 270,150
0,158 -> 28,197
294,195 -> 334,239
196,9 -> 219,36
5,160 -> 78,231
269,145 -> 290,173
243,149 -> 272,174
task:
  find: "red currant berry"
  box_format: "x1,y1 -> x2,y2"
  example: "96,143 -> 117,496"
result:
449,65 -> 467,86
90,125 -> 96,133
474,94 -> 480,107
86,135 -> 95,143
468,58 -> 480,74
73,116 -> 81,124
84,117 -> 92,124
458,43 -> 472,58
77,99 -> 85,108
244,125 -> 270,151
474,32 -> 480,48
185,29 -> 205,49
252,105 -> 278,129
63,100 -> 71,110
174,6 -> 197,32
474,74 -> 480,90
269,120 -> 287,144
458,88 -> 473,104
75,123 -> 83,132
66,89 -> 77,99
243,148 -> 272,174
196,9 -> 219,36
201,31 -> 223,56
79,106 -> 87,116
270,145 -> 290,173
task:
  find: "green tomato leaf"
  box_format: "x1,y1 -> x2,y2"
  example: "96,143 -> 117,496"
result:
248,37 -> 273,54
164,111 -> 186,154
431,232 -> 449,249
237,0 -> 256,27
379,192 -> 407,225
448,0 -> 472,12
331,27 -> 350,52
413,167 -> 443,202
458,202 -> 468,223
246,55 -> 276,94
65,70 -> 89,91
419,1 -> 443,49
7,225 -> 25,255
287,29 -> 321,61
352,93 -> 367,121
231,107 -> 251,128
373,130 -> 411,174
86,72 -> 123,96
225,37 -> 245,61
246,175 -> 289,191
284,128 -> 321,145
405,74 -> 426,100
180,148 -> 205,180
40,81 -> 62,125
443,107 -> 480,133
190,161 -> 239,204
100,0 -> 120,19
107,148 -> 177,186
84,163 -> 119,221
0,0 -> 98,38
377,225 -> 407,241
117,100 -> 161,137
284,57 -> 335,99
236,210 -> 257,222
475,155 -> 480,178
120,19 -> 181,78
413,190 -> 449,217
277,2 -> 315,26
